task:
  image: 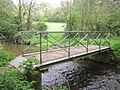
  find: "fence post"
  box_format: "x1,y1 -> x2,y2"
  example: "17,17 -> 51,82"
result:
40,33 -> 42,64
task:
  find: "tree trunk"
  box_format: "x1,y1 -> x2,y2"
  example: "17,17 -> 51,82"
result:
26,0 -> 35,31
18,0 -> 22,31
26,2 -> 32,31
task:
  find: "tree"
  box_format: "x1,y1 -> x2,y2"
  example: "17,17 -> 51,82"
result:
0,0 -> 17,41
18,0 -> 22,31
0,0 -> 48,43
26,0 -> 36,31
13,0 -> 47,31
61,0 -> 74,30
64,0 -> 120,36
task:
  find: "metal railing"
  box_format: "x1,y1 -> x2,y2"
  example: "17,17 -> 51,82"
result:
21,31 -> 111,64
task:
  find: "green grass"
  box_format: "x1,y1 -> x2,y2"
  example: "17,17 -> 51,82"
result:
110,36 -> 120,47
46,22 -> 66,31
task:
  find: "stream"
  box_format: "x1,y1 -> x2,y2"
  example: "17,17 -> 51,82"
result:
42,60 -> 120,90
1,42 -> 39,55
1,42 -> 120,90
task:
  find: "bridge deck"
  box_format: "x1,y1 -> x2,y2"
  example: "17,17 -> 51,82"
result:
9,45 -> 110,69
24,45 -> 104,63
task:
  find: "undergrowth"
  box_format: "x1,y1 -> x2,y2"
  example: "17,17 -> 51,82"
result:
0,69 -> 34,90
0,49 -> 15,67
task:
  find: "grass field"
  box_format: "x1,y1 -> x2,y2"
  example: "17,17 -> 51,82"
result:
46,22 -> 66,31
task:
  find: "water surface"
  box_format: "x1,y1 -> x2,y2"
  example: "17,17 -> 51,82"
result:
1,42 -> 39,55
42,60 -> 120,90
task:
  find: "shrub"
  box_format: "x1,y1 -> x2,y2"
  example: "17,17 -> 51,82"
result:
0,69 -> 34,90
112,43 -> 120,61
0,49 -> 15,67
19,56 -> 37,75
37,22 -> 47,31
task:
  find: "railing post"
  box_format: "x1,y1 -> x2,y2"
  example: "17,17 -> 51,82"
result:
109,32 -> 111,47
87,32 -> 89,52
68,32 -> 70,57
40,33 -> 42,64
99,33 -> 101,50
78,32 -> 80,46
46,33 -> 48,52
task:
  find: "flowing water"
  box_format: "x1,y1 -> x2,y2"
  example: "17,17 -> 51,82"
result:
2,42 -> 120,90
42,60 -> 120,90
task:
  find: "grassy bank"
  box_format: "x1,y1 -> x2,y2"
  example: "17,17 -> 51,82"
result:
0,44 -> 15,67
46,22 -> 66,31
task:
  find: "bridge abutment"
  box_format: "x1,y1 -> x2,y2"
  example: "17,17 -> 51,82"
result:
88,49 -> 113,64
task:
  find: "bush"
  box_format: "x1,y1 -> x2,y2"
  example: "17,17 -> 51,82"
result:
19,56 -> 37,75
37,22 -> 47,31
0,49 -> 15,67
112,43 -> 120,61
110,36 -> 120,61
0,69 -> 34,90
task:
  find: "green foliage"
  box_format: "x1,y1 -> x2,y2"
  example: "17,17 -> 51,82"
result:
37,22 -> 47,31
102,36 -> 120,64
46,7 -> 65,22
0,69 -> 34,90
0,0 -> 18,41
0,0 -> 48,43
66,0 -> 120,34
112,43 -> 120,60
19,56 -> 37,75
0,43 -> 3,49
13,32 -> 25,44
33,12 -> 47,31
67,11 -> 80,30
0,49 -> 15,67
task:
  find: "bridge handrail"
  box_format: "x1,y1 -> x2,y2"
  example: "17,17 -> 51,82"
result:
20,31 -> 109,34
21,31 -> 111,64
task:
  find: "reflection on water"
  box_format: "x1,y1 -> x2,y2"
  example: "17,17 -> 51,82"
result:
1,42 -> 39,55
1,42 -> 24,55
42,60 -> 120,90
